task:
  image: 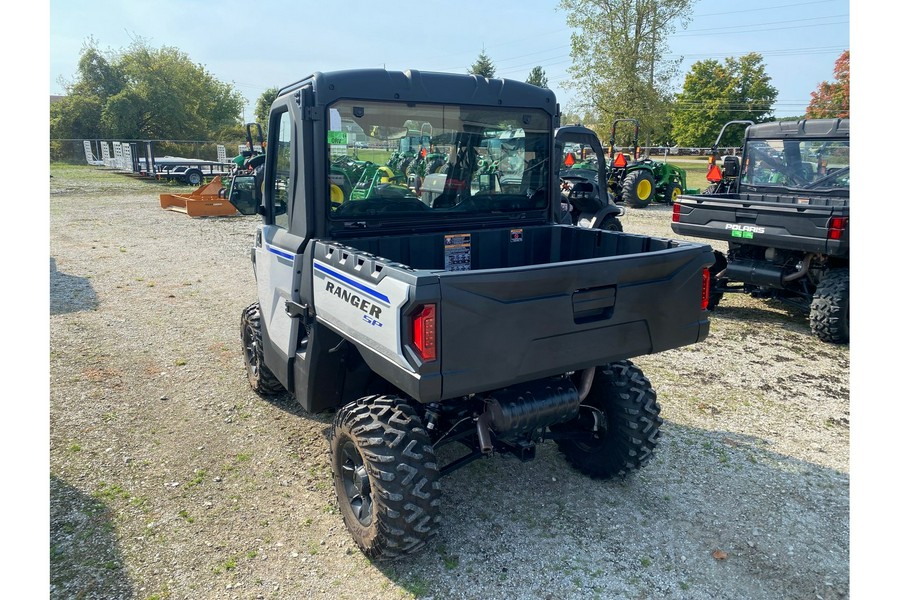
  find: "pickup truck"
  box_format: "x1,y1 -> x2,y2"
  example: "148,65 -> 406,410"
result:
229,69 -> 715,558
671,118 -> 849,343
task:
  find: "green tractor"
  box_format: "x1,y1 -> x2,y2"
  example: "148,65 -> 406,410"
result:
606,118 -> 691,209
219,123 -> 266,202
386,122 -> 448,176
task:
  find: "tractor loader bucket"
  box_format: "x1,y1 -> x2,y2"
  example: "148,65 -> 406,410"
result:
159,176 -> 239,217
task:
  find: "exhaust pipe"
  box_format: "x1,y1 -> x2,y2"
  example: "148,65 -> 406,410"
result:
783,254 -> 813,283
476,378 -> 581,454
576,367 -> 595,402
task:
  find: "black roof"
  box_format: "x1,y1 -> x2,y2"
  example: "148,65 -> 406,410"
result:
747,118 -> 849,140
277,69 -> 557,112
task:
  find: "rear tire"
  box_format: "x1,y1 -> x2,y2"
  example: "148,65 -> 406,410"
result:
240,303 -> 285,395
622,170 -> 655,208
810,268 -> 849,343
554,361 -> 661,479
331,396 -> 441,559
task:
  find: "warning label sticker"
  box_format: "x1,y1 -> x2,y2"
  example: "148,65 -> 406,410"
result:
444,233 -> 471,271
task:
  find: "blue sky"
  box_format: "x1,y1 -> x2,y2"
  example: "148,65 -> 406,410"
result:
48,0 -> 849,120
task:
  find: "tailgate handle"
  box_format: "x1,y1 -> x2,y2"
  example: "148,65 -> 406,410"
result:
735,210 -> 756,222
572,285 -> 616,324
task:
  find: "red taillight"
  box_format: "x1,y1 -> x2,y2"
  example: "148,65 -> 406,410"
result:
701,268 -> 711,310
412,304 -> 437,362
707,164 -> 723,183
672,203 -> 681,223
827,216 -> 848,240
613,153 -> 627,168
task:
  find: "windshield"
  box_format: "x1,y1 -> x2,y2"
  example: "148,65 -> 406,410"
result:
741,138 -> 849,192
560,142 -> 600,182
326,101 -> 551,221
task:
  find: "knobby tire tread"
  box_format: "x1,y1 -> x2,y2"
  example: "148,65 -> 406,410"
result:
240,302 -> 285,396
332,395 -> 441,559
556,361 -> 662,479
809,268 -> 849,343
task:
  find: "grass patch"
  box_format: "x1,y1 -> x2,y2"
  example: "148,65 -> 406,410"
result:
213,557 -> 238,574
95,482 -> 130,502
186,469 -> 207,488
401,574 -> 430,597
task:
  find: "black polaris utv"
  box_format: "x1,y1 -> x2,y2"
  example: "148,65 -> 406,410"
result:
672,118 -> 849,343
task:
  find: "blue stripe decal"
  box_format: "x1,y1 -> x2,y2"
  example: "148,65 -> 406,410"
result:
314,262 -> 391,305
267,246 -> 294,260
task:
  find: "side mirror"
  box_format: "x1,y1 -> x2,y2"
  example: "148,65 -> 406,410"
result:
228,174 -> 262,215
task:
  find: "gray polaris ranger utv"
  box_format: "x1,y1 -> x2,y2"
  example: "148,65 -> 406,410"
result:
230,69 -> 715,558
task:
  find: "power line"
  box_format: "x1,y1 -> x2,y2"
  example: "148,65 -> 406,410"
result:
420,0 -> 845,69
673,17 -> 848,37
432,18 -> 847,77
693,0 -> 845,18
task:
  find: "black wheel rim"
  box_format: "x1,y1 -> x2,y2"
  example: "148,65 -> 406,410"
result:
340,442 -> 373,526
242,325 -> 260,378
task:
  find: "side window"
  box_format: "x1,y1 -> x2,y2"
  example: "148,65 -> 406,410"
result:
272,112 -> 292,229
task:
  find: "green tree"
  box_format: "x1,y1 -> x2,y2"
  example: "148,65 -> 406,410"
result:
806,50 -> 849,119
468,50 -> 496,78
254,87 -> 280,126
51,39 -> 124,140
71,41 -> 126,99
50,94 -> 104,140
671,53 -> 778,147
526,66 -> 549,88
559,0 -> 695,145
50,38 -> 244,142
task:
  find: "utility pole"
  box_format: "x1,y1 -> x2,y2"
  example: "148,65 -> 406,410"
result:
647,3 -> 657,152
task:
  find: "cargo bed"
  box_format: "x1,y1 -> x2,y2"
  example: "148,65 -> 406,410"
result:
309,224 -> 715,404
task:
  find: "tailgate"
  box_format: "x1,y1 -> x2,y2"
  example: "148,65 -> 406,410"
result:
437,244 -> 714,398
672,193 -> 849,255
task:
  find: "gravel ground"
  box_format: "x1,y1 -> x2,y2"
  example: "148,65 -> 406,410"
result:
48,165 -> 850,599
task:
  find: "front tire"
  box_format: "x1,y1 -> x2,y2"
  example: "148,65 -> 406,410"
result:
554,361 -> 661,479
622,170 -> 655,208
809,268 -> 849,343
331,396 -> 441,559
664,182 -> 683,205
240,303 -> 285,395
598,215 -> 623,232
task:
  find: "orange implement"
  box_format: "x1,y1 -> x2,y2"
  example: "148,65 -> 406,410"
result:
159,176 -> 238,217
